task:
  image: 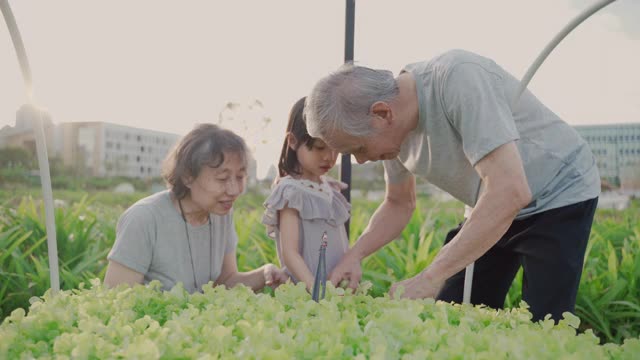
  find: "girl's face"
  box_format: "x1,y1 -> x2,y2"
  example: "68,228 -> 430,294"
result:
186,151 -> 247,215
290,135 -> 338,182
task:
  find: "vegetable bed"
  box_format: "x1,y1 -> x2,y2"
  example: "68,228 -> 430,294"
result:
1,280 -> 638,359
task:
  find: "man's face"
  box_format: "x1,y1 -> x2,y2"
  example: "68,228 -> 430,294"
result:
328,127 -> 401,164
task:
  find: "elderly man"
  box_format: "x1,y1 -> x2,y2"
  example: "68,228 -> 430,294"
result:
304,49 -> 600,321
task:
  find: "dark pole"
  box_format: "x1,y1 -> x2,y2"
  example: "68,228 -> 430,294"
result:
341,0 -> 355,237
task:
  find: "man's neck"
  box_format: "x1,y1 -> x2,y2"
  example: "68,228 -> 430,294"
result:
395,72 -> 420,134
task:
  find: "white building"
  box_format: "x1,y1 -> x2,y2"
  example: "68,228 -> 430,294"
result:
60,122 -> 180,178
1,110 -> 260,182
574,123 -> 640,190
1,109 -> 180,179
0,105 -> 58,155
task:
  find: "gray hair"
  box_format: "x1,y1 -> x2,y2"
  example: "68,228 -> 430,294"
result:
304,63 -> 399,140
162,123 -> 248,199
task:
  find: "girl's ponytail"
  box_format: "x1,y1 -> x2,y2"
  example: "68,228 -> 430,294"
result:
278,97 -> 315,177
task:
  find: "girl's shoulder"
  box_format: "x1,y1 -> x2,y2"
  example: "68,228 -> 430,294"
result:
262,175 -> 350,226
274,176 -> 333,197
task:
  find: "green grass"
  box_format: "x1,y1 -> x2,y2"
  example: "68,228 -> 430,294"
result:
0,196 -> 115,319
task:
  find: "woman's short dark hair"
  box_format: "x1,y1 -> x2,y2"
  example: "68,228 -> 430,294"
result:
278,97 -> 316,177
163,123 -> 248,199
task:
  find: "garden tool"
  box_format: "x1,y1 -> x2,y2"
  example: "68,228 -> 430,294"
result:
312,232 -> 328,302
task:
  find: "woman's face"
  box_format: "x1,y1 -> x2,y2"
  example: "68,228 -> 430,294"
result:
187,151 -> 247,215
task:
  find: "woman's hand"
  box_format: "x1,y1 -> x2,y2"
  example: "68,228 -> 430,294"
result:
263,264 -> 289,288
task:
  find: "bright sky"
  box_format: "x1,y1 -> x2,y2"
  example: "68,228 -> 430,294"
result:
1,0 -> 639,178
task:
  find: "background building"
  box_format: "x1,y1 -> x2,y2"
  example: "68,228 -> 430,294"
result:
1,110 -> 259,182
58,122 -> 180,178
575,123 -> 640,191
0,108 -> 180,179
0,105 -> 59,155
3,109 -> 637,188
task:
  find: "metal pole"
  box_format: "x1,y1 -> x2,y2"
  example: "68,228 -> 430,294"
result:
513,0 -> 617,106
1,0 -> 60,293
462,0 -> 618,305
341,0 -> 355,237
1,0 -> 32,97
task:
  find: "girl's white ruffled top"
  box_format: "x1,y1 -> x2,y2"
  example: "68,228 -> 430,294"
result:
262,176 -> 351,281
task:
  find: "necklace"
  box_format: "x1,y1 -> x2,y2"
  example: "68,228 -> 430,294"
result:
178,198 -> 213,292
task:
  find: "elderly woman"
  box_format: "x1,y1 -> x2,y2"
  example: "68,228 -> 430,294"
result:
104,124 -> 287,293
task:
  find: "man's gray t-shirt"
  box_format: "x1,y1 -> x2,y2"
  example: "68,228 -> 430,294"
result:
384,50 -> 600,218
108,190 -> 238,293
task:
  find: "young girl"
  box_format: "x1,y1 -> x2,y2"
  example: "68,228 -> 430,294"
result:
262,97 -> 351,290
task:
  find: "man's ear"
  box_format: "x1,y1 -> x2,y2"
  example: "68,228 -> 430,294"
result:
287,132 -> 299,150
370,101 -> 393,128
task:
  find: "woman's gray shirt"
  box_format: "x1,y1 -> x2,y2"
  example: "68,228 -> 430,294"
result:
108,190 -> 238,293
384,50 -> 600,218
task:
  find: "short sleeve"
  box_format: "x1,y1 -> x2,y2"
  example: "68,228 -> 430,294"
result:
442,62 -> 520,166
107,204 -> 155,274
383,158 -> 411,184
262,178 -> 350,239
225,214 -> 239,255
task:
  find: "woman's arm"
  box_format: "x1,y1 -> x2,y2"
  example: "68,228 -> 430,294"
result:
105,203 -> 154,288
104,260 -> 144,288
215,252 -> 287,292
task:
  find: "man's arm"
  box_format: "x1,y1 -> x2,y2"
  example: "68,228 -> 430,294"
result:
329,173 -> 416,288
352,173 -> 417,259
391,141 -> 531,298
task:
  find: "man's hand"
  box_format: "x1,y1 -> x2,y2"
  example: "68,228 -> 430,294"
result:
328,252 -> 362,290
389,272 -> 444,299
263,264 -> 289,288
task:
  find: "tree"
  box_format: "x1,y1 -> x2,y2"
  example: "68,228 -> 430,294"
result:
0,147 -> 35,168
217,99 -> 273,154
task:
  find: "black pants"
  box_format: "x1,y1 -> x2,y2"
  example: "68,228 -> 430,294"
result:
436,197 -> 598,322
